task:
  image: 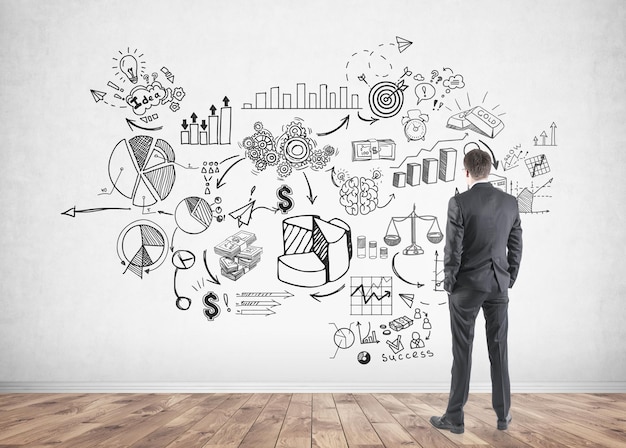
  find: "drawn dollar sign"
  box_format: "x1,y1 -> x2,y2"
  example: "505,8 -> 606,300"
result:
276,184 -> 294,214
203,291 -> 221,321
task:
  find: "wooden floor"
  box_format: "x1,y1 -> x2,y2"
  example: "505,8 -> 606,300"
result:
0,393 -> 624,447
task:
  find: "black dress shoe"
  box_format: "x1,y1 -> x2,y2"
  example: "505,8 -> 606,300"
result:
430,415 -> 464,434
497,414 -> 512,430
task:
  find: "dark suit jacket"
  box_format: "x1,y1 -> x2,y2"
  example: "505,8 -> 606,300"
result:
444,182 -> 522,293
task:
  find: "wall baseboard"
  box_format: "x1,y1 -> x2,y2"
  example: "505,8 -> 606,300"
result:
1,382 -> 625,393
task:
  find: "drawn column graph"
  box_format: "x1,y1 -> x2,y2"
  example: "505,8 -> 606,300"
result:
350,276 -> 393,315
180,98 -> 232,146
243,82 -> 361,110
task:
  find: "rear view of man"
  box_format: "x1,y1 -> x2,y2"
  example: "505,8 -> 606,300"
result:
431,148 -> 523,434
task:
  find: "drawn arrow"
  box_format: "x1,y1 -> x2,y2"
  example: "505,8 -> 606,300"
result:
540,130 -> 547,146
534,177 -> 553,194
357,111 -> 379,125
216,157 -> 245,189
210,105 -> 217,116
126,118 -> 163,132
316,115 -> 350,136
158,210 -> 173,215
550,122 -> 557,145
237,300 -> 282,308
533,136 -> 538,146
191,112 -> 198,123
392,253 -> 425,287
478,139 -> 499,170
252,205 -> 280,214
61,206 -> 130,218
327,166 -> 341,188
356,322 -> 363,342
236,291 -> 294,299
203,249 -> 221,285
310,283 -> 346,301
303,172 -> 317,204
170,228 -> 178,252
377,194 -> 395,209
392,133 -> 468,169
223,96 -> 230,107
426,330 -> 431,340
237,308 -> 276,316
200,119 -> 207,130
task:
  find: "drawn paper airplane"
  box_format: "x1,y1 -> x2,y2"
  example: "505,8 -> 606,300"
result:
396,36 -> 413,53
90,89 -> 107,103
399,293 -> 414,308
228,200 -> 255,227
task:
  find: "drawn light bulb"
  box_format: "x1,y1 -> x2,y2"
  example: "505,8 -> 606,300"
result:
119,55 -> 139,84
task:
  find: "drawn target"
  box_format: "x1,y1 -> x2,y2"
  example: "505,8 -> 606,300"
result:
368,81 -> 406,119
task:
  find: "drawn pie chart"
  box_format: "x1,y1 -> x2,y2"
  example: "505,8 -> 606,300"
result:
108,135 -> 176,207
175,197 -> 213,234
117,220 -> 168,278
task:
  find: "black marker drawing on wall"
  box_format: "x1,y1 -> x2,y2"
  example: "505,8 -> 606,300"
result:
316,115 -> 350,137
357,321 -> 380,344
399,293 -> 414,308
180,98 -> 231,145
389,315 -> 414,331
463,140 -> 500,170
203,250 -> 221,285
214,230 -> 262,281
330,322 -> 356,359
172,250 -> 195,311
203,291 -> 221,321
175,197 -> 214,234
108,136 -> 176,207
410,331 -> 425,349
228,200 -> 279,227
278,215 -> 352,288
515,178 -> 553,214
503,145 -> 527,171
368,80 -> 407,119
386,334 -> 404,354
117,220 -> 168,278
339,176 -> 380,216
276,184 -> 295,214
216,157 -> 245,189
236,299 -> 281,316
525,154 -> 551,177
433,251 -> 446,292
402,110 -> 429,141
310,283 -> 346,302
447,91 -> 505,138
350,276 -> 393,316
243,83 -> 361,110
302,172 -> 317,205
392,133 -> 467,170
395,36 -> 413,53
392,253 -> 425,287
352,139 -> 396,161
61,206 -> 130,218
357,351 -> 371,365
533,122 -> 557,146
384,205 -> 443,255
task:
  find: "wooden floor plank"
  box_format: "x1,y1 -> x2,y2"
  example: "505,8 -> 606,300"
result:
334,393 -> 384,447
203,393 -> 272,448
0,393 -> 623,447
275,393 -> 313,448
238,393 -> 291,448
311,393 -> 348,448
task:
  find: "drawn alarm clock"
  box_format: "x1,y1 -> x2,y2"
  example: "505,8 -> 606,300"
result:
402,109 -> 429,141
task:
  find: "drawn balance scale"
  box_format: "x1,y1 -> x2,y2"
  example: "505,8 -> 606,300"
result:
384,204 -> 443,255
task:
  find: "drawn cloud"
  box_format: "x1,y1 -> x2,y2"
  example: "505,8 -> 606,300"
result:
443,74 -> 465,90
126,81 -> 167,116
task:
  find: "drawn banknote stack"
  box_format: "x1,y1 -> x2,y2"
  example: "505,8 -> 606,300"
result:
214,230 -> 262,281
277,215 -> 352,288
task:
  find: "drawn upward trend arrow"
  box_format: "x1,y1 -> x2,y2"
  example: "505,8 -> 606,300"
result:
61,206 -> 130,218
392,133 -> 468,169
316,115 -> 350,136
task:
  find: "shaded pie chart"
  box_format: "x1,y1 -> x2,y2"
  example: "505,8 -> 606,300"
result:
109,135 -> 176,207
175,197 -> 213,234
117,220 -> 168,278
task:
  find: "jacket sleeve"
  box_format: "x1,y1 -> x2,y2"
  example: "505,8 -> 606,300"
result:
444,196 -> 463,293
507,206 -> 523,288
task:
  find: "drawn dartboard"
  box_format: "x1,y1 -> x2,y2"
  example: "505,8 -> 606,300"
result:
108,135 -> 176,207
117,220 -> 168,278
368,81 -> 405,119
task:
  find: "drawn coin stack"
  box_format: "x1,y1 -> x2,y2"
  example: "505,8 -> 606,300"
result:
214,230 -> 262,281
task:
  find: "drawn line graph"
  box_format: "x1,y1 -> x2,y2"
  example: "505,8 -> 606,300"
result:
350,276 -> 392,315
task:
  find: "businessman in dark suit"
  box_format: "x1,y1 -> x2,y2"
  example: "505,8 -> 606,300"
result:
431,148 -> 522,434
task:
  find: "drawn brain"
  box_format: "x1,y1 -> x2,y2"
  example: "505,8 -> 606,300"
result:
339,176 -> 379,216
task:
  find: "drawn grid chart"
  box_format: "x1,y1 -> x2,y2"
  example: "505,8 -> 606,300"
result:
350,276 -> 393,315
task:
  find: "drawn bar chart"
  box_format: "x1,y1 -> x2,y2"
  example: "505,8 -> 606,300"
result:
243,83 -> 361,110
180,105 -> 232,146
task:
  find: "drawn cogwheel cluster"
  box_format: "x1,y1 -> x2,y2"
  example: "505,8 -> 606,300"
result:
240,120 -> 335,177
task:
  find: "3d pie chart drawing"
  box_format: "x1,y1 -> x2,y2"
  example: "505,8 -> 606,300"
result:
108,135 -> 176,207
175,197 -> 213,234
117,220 -> 168,278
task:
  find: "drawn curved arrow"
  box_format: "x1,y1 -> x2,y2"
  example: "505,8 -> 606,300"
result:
217,157 -> 245,189
357,111 -> 379,125
310,283 -> 346,301
392,253 -> 425,287
203,249 -> 221,285
377,194 -> 395,209
126,118 -> 163,132
316,115 -> 350,137
478,139 -> 500,170
303,172 -> 317,204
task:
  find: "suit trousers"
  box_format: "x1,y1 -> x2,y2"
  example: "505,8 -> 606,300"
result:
445,286 -> 510,425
